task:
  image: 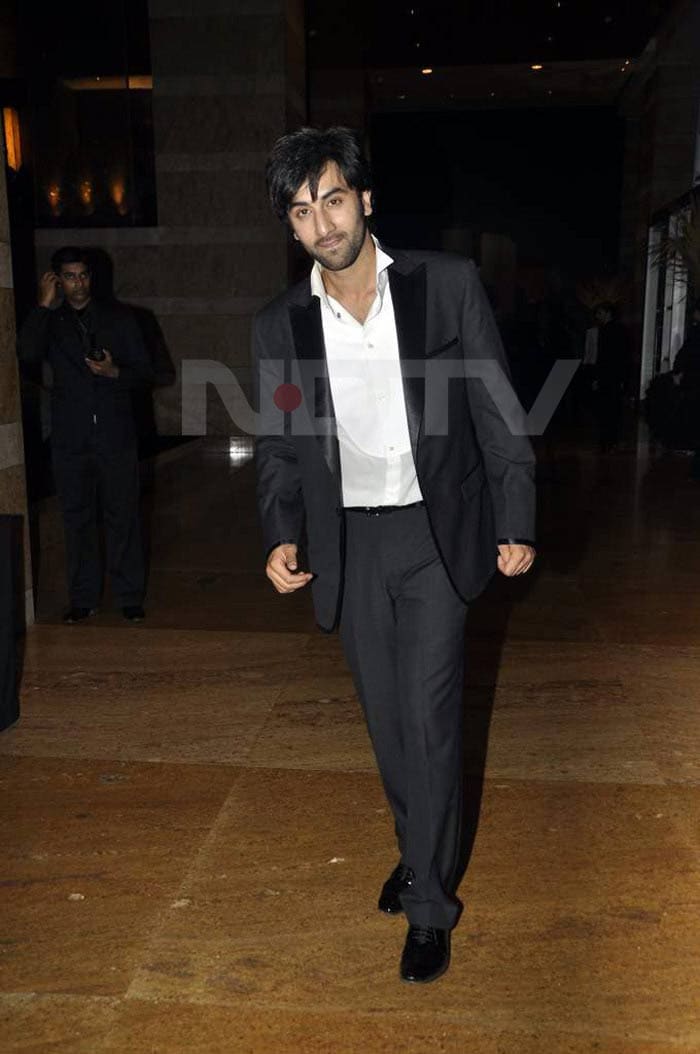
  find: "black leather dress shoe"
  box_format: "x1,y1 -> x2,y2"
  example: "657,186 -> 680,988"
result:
378,863 -> 415,914
400,925 -> 450,984
63,607 -> 97,624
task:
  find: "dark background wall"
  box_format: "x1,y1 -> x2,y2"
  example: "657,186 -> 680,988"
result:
370,107 -> 625,277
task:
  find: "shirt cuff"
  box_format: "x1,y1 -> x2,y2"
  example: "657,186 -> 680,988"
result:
497,538 -> 536,547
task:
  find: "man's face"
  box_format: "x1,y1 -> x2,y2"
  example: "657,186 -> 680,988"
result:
58,263 -> 91,307
287,161 -> 372,271
594,306 -> 611,326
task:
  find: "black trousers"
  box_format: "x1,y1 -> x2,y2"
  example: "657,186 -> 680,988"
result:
339,505 -> 467,930
52,443 -> 145,608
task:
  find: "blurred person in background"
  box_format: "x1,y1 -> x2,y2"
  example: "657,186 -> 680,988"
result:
18,246 -> 153,623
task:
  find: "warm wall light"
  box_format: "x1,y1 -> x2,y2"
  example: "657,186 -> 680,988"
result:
3,108 -> 22,171
79,179 -> 94,211
421,68 -> 433,75
47,183 -> 62,216
110,177 -> 128,216
531,64 -> 543,70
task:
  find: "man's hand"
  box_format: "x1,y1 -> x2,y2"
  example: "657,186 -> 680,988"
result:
38,271 -> 60,309
266,543 -> 313,594
497,543 -> 535,577
85,349 -> 119,379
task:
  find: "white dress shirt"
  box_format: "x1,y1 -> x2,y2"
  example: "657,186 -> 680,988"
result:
311,237 -> 423,508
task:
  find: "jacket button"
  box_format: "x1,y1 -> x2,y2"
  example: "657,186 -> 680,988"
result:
335,506 -> 342,517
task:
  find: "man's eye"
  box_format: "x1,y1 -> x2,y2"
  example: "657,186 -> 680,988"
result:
328,197 -> 342,206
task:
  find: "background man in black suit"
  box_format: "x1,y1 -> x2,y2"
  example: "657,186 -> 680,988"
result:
18,246 -> 152,623
254,128 -> 536,983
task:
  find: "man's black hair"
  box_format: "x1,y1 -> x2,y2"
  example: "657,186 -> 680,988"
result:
597,300 -> 617,319
265,126 -> 372,221
51,246 -> 91,274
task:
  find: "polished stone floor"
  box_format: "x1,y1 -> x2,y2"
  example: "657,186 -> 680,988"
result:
2,429 -> 700,1053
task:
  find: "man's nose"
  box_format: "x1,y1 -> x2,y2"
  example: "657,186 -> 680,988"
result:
314,210 -> 334,238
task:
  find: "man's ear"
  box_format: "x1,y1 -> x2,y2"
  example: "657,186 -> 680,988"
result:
362,189 -> 373,217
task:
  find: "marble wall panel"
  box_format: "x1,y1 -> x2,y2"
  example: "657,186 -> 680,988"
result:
0,422 -> 22,471
0,351 -> 18,426
0,463 -> 28,518
151,95 -> 284,157
0,171 -> 8,241
157,314 -> 255,366
0,287 -> 19,425
154,242 -> 286,299
156,170 -> 272,230
122,0 -> 307,436
150,15 -> 285,78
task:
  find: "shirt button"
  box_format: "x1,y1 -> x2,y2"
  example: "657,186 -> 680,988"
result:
367,342 -> 374,349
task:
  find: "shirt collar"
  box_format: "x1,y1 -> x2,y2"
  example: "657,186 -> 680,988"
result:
311,234 -> 393,306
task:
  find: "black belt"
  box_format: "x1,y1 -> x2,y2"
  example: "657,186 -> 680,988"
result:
345,501 -> 425,517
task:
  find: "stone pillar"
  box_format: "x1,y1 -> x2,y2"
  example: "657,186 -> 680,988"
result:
146,0 -> 307,434
0,138 -> 33,625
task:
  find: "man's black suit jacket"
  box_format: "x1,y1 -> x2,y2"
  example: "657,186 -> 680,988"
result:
253,247 -> 536,631
18,299 -> 153,455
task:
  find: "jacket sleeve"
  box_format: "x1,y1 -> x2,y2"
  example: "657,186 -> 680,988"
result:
460,260 -> 536,543
110,308 -> 154,388
17,306 -> 51,370
251,312 -> 305,556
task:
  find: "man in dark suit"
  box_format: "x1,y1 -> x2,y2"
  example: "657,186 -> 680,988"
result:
18,247 -> 152,623
253,128 -> 536,983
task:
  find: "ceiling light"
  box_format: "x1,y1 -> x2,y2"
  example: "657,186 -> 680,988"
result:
531,64 -> 543,70
421,68 -> 433,75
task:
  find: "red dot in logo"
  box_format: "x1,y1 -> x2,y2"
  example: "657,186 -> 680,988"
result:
273,383 -> 302,412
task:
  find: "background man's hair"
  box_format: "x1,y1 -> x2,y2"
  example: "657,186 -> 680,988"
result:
51,246 -> 91,274
265,126 -> 372,221
597,300 -> 617,319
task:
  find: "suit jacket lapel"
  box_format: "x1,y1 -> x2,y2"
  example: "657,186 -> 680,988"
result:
388,262 -> 427,459
288,295 -> 341,484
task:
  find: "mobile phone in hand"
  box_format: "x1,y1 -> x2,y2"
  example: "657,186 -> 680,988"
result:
87,337 -> 106,363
